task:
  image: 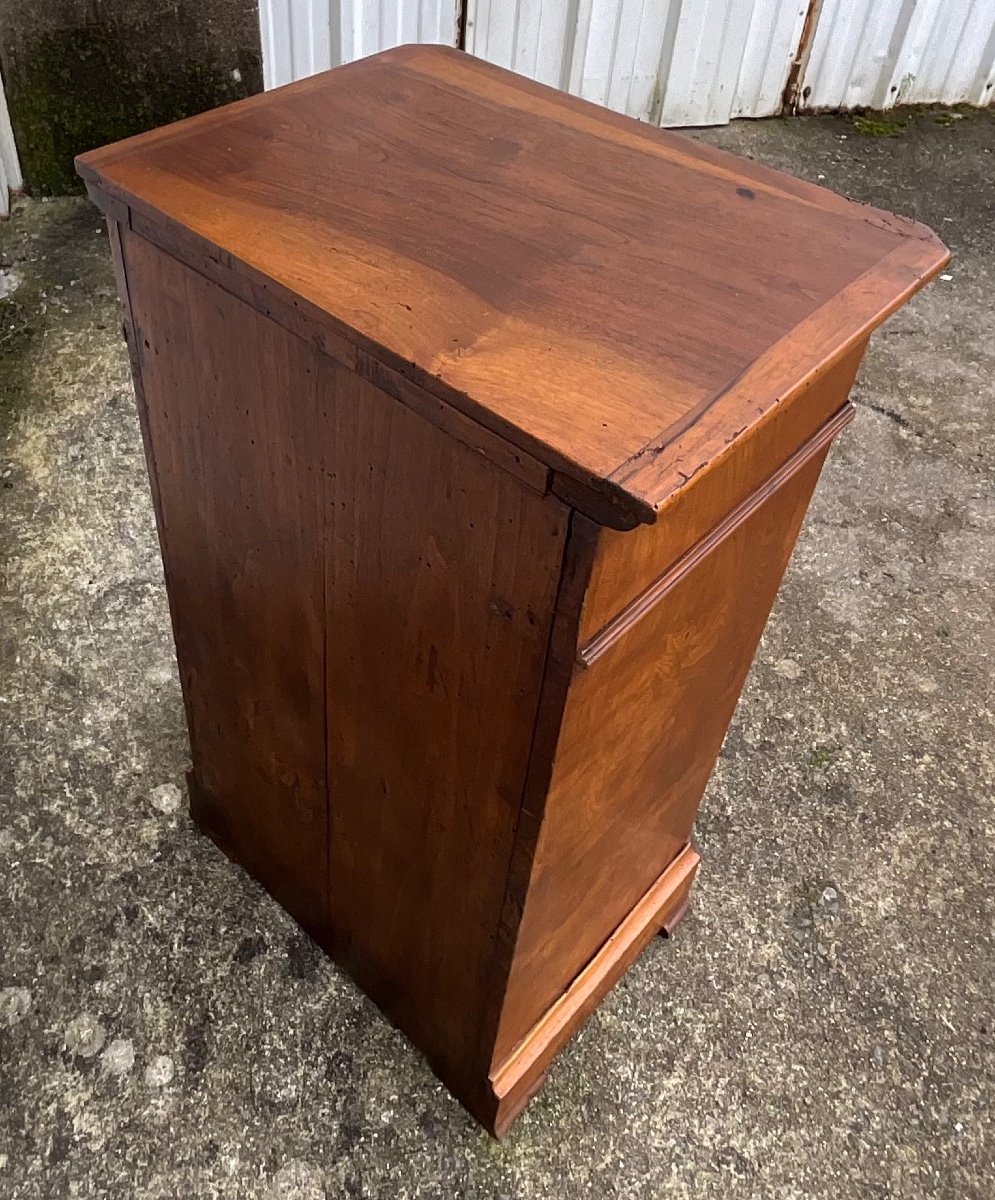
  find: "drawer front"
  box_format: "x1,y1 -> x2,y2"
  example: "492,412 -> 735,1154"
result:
493,430 -> 838,1065
578,341 -> 866,645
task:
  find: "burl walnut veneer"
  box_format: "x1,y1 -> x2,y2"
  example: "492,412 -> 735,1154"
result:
77,45 -> 948,1135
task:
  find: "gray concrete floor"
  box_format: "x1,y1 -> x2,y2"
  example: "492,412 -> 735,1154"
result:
1,109 -> 993,1199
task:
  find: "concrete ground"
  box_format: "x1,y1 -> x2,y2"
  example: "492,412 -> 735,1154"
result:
1,108 -> 993,1199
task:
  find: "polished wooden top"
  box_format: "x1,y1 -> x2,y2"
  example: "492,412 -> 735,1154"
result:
77,45 -> 948,527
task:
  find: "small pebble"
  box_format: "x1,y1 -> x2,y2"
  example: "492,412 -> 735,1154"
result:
150,782 -> 182,814
268,1160 -> 326,1200
64,1012 -> 106,1058
0,987 -> 32,1026
775,658 -> 803,680
102,1038 -> 136,1075
0,268 -> 21,300
144,1054 -> 175,1087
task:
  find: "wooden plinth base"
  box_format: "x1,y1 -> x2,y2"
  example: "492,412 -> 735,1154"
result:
190,761 -> 698,1138
482,843 -> 699,1136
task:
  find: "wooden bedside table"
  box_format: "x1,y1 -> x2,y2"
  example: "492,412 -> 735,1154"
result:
77,45 -> 947,1136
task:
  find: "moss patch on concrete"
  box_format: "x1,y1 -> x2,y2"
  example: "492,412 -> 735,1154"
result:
1,5 -> 262,195
847,104 -> 984,139
850,114 -> 909,138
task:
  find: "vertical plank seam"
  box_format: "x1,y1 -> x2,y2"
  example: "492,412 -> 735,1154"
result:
322,358 -> 333,936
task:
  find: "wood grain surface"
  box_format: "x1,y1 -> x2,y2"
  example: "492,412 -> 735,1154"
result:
320,367 -> 568,1087
122,229 -> 572,1093
77,45 -> 948,529
121,229 -> 330,934
489,843 -> 700,1137
578,345 -> 867,643
491,426 -> 843,1065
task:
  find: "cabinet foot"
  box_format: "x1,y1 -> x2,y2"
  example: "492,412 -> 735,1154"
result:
490,1071 -> 549,1140
658,893 -> 692,938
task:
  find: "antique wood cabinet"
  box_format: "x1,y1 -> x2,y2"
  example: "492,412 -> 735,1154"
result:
77,46 -> 947,1135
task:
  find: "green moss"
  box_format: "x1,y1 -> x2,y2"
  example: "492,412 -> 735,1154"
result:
902,102 -> 981,124
5,20 -> 261,195
932,111 -> 962,127
849,114 -> 908,138
847,104 -> 982,138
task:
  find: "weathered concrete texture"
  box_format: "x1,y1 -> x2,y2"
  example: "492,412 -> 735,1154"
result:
0,0 -> 262,194
1,109 -> 993,1198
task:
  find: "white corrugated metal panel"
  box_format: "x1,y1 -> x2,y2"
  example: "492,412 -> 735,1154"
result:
467,0 -> 575,92
260,0 -> 995,119
802,0 -> 995,110
661,0 -> 810,124
466,0 -> 809,124
0,67 -> 22,218
259,0 -> 458,90
731,1 -> 813,118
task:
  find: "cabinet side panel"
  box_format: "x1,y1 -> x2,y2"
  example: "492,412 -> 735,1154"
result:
493,439 -> 835,1065
324,370 -> 569,1087
122,230 -> 329,935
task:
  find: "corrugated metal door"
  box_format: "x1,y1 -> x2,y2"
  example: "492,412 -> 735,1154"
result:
466,0 -> 813,124
465,0 -> 995,123
257,0 -> 995,121
802,0 -> 995,109
259,0 -> 459,89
